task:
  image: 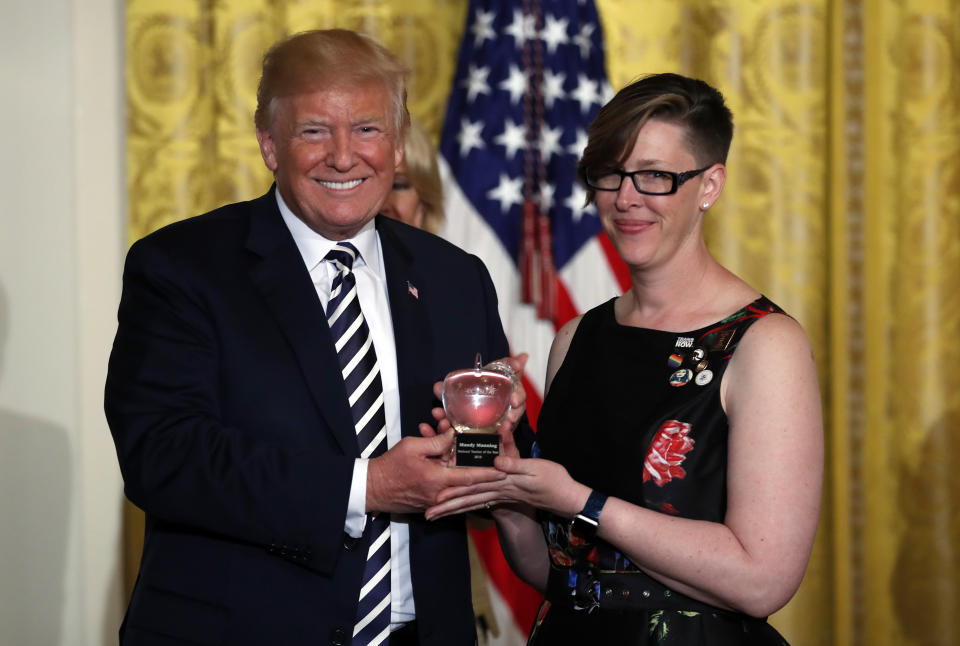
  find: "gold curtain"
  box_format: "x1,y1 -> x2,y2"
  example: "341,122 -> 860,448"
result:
125,1 -> 960,644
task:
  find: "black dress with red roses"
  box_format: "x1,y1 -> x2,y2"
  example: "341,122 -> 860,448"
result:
528,296 -> 791,646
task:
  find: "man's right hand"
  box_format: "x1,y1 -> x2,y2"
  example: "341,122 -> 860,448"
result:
365,433 -> 506,514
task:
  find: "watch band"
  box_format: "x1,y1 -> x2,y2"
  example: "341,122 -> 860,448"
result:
571,489 -> 608,540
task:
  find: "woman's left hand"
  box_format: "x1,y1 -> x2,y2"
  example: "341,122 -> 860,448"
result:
424,455 -> 591,521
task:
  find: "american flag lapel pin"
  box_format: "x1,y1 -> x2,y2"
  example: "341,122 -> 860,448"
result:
407,280 -> 419,300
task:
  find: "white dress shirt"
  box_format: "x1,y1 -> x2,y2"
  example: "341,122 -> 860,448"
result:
276,191 -> 415,627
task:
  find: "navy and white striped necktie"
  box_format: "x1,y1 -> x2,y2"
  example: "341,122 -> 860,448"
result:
325,242 -> 391,646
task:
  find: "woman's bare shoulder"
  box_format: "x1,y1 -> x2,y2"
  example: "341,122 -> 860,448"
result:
544,314 -> 585,395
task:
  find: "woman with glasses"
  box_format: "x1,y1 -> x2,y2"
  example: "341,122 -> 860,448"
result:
426,73 -> 823,645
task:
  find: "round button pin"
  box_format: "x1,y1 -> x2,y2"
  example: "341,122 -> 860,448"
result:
669,368 -> 694,387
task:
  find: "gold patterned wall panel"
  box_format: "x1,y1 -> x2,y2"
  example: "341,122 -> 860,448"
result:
863,2 -> 960,644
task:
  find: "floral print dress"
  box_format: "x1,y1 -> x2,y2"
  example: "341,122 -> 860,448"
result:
528,296 -> 791,646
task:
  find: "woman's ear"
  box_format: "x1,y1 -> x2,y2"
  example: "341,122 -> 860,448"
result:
699,163 -> 726,210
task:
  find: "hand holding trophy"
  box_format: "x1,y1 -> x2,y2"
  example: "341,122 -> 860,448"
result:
442,354 -> 518,467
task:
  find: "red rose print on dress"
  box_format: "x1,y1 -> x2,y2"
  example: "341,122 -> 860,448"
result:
643,420 -> 695,487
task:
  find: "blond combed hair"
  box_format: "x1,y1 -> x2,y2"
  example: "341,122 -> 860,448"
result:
254,29 -> 411,136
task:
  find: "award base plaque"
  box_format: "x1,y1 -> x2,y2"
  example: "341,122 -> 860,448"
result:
442,355 -> 517,467
454,434 -> 501,467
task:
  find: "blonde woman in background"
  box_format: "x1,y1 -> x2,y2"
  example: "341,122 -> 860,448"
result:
381,120 -> 445,234
383,119 -> 503,645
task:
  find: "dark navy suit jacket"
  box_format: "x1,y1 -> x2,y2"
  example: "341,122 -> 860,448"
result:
105,188 -> 511,645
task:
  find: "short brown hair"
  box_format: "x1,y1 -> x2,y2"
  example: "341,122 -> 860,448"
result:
577,73 -> 733,204
254,29 -> 410,135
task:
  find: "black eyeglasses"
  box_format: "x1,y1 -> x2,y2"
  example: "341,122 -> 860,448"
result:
584,165 -> 713,195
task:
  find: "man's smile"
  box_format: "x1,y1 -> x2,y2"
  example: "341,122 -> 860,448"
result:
317,178 -> 365,190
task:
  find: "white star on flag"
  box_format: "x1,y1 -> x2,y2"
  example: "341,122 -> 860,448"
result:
571,73 -> 600,113
471,9 -> 496,46
463,64 -> 492,103
564,184 -> 597,222
539,181 -> 557,214
494,119 -> 527,159
505,9 -> 536,48
541,14 -> 570,54
538,124 -> 564,164
499,64 -> 528,105
543,69 -> 567,109
573,23 -> 595,58
486,173 -> 524,214
567,128 -> 589,158
457,118 -> 485,157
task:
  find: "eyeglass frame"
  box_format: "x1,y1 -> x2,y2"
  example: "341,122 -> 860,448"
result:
584,165 -> 714,196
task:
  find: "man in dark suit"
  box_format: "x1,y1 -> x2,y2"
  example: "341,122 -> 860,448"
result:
106,29 -> 517,646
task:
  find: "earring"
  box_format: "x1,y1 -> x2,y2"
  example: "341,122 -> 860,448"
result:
702,202 -> 710,209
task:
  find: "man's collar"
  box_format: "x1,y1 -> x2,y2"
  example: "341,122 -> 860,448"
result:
275,187 -> 381,274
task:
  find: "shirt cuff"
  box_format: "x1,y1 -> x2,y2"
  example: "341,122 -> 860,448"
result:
345,458 -> 369,538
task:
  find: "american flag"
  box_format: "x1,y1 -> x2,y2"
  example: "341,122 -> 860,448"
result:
437,0 -> 628,641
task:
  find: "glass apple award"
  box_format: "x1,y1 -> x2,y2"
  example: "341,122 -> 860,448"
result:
441,354 -> 517,467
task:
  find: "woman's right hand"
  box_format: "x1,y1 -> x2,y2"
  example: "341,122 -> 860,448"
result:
424,455 -> 590,521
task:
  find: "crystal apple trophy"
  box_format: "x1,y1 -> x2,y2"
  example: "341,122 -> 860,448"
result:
442,354 -> 518,467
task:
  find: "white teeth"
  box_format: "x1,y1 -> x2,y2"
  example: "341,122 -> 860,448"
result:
318,178 -> 363,190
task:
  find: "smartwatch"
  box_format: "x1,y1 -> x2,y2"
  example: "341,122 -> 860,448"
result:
570,490 -> 608,541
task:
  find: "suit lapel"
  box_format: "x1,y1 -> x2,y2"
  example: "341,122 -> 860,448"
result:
376,217 -> 435,439
245,190 -> 358,456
